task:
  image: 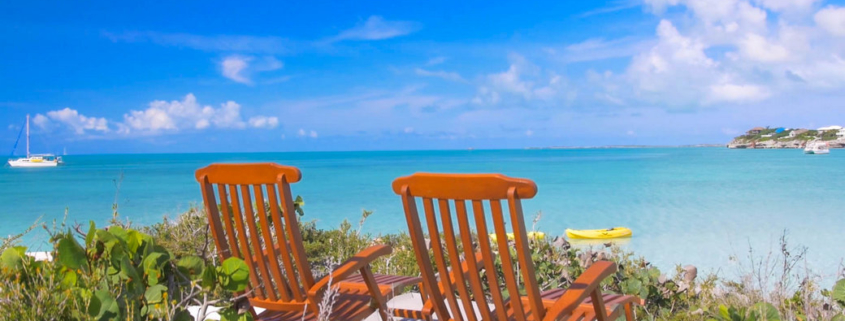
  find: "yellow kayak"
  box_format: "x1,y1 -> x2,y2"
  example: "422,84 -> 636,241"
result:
489,232 -> 545,242
565,227 -> 632,239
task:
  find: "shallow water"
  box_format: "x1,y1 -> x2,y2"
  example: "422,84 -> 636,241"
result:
2,148 -> 843,281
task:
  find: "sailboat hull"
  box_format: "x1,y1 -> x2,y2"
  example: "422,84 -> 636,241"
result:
8,159 -> 59,167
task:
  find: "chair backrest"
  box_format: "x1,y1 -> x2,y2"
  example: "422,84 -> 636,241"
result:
392,173 -> 545,321
196,163 -> 315,310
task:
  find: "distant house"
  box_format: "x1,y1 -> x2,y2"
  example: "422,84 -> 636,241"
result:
747,127 -> 765,135
789,129 -> 809,138
817,125 -> 843,132
838,129 -> 845,139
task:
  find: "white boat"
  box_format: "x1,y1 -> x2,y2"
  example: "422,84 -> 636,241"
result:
804,141 -> 830,155
8,115 -> 62,167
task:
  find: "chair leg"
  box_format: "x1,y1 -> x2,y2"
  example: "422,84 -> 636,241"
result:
360,265 -> 389,320
624,302 -> 635,321
590,289 -> 609,321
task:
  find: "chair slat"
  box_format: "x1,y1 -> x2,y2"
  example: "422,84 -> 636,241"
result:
216,183 -> 240,259
253,184 -> 289,302
422,198 -> 463,320
401,188 -> 451,320
266,184 -> 302,301
228,184 -> 264,300
507,188 -> 544,320
470,200 -> 509,321
489,199 -> 527,317
277,176 -> 315,290
453,200 -> 494,321
241,185 -> 277,301
438,199 -> 475,321
199,178 -> 229,260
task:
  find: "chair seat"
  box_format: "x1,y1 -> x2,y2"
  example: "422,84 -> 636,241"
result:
339,273 -> 422,298
384,290 -> 642,321
257,273 -> 422,321
256,287 -> 377,321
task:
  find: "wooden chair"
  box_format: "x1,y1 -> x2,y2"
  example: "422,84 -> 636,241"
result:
391,173 -> 643,321
196,163 -> 421,321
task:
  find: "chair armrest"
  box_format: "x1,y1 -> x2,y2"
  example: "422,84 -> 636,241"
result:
307,244 -> 393,298
543,261 -> 617,321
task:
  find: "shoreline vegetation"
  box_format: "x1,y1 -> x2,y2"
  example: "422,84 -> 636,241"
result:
728,126 -> 845,149
1,204 -> 844,321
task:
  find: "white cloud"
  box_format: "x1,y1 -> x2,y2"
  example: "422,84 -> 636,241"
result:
220,55 -> 284,84
329,16 -> 420,42
488,61 -> 534,98
404,127 -> 414,133
561,37 -> 653,63
104,31 -> 290,54
297,128 -> 318,138
36,108 -> 109,134
122,94 -> 247,133
31,114 -> 49,129
754,0 -> 820,12
815,6 -> 845,36
414,68 -> 465,82
708,83 -> 771,102
473,55 -> 573,105
738,33 -> 790,62
248,116 -> 279,129
582,1 -> 845,108
221,56 -> 252,84
525,129 -> 534,136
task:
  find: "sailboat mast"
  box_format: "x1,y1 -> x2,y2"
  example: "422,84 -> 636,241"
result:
25,114 -> 30,158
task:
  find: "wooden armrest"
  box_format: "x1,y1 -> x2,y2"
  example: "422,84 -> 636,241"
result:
543,261 -> 617,320
307,245 -> 392,298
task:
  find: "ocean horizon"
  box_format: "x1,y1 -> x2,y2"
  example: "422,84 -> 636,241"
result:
3,148 -> 843,283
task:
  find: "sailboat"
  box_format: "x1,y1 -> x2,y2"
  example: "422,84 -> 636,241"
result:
8,114 -> 62,167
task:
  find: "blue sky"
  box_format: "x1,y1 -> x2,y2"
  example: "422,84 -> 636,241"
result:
2,0 -> 845,154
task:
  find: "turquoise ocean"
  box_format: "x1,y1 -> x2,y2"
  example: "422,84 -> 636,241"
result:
2,148 -> 843,281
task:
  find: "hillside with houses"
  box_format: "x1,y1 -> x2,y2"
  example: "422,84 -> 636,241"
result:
727,126 -> 845,149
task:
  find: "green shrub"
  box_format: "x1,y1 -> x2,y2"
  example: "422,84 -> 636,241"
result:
0,222 -> 251,321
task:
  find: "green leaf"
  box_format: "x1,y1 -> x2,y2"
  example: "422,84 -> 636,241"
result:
85,221 -> 96,248
144,284 -> 168,304
87,292 -> 101,317
142,251 -> 169,285
126,230 -> 145,255
201,266 -> 217,290
109,225 -> 129,244
0,246 -> 27,271
648,267 -> 661,280
718,305 -> 730,320
62,269 -> 78,287
749,302 -> 780,321
833,279 -> 845,307
173,310 -> 193,321
94,289 -> 119,321
177,256 -> 205,280
218,257 -> 250,292
831,313 -> 845,321
57,236 -> 87,270
294,196 -> 305,216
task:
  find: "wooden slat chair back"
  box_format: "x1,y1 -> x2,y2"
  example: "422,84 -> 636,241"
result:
393,173 -> 637,321
393,173 -> 548,321
196,163 -> 316,312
